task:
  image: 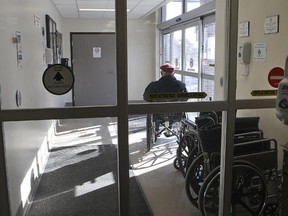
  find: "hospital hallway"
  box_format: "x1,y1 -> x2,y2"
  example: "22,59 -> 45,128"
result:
24,116 -> 200,216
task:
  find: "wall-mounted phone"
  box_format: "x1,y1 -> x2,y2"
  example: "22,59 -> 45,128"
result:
238,42 -> 251,76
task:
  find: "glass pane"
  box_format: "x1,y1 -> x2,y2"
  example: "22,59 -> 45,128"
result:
129,112 -> 203,215
230,108 -> 284,215
194,108 -> 284,215
163,34 -> 171,64
162,0 -> 183,22
184,75 -> 198,92
236,0 -> 283,101
0,2 -> 117,109
202,78 -> 214,101
174,73 -> 182,81
172,30 -> 182,70
4,118 -> 120,215
185,25 -> 199,73
186,0 -> 215,12
203,22 -> 215,76
184,75 -> 200,104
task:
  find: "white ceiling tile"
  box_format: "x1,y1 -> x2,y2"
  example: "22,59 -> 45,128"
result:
139,2 -> 161,7
79,11 -> 104,19
57,5 -> 78,12
52,0 -> 76,5
77,1 -> 108,8
52,0 -> 167,19
106,1 -> 115,8
58,8 -> 79,18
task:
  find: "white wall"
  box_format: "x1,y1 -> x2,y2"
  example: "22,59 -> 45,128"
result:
215,0 -> 288,167
0,0 -> 64,215
236,0 -> 288,167
62,14 -> 157,101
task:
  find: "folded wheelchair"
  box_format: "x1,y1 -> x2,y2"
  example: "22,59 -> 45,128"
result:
176,112 -> 281,215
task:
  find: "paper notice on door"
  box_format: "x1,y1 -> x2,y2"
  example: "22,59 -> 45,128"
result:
93,47 -> 101,58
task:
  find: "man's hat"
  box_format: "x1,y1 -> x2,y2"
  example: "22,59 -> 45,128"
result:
160,63 -> 174,72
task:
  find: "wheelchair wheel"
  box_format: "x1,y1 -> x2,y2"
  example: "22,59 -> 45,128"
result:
198,160 -> 267,216
263,202 -> 279,216
185,152 -> 205,208
185,146 -> 199,174
177,130 -> 198,177
173,157 -> 180,170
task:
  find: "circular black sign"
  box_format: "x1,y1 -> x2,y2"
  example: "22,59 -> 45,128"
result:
42,64 -> 74,95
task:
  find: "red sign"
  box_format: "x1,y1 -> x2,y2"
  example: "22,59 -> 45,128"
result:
268,67 -> 284,88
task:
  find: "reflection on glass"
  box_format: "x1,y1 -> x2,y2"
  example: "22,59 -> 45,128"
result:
185,26 -> 199,73
4,118 -> 119,215
172,30 -> 182,70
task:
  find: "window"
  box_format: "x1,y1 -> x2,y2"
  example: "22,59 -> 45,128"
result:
202,21 -> 215,76
171,30 -> 182,70
162,0 -> 215,22
186,0 -> 214,12
163,34 -> 171,63
161,8 -> 215,102
162,0 -> 183,22
184,25 -> 199,73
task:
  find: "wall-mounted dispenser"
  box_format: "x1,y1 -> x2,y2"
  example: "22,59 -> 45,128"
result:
238,42 -> 251,76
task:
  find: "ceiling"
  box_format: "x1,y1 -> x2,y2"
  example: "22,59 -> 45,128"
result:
51,0 -> 167,19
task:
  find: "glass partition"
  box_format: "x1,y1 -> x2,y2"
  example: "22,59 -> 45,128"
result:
197,108 -> 285,215
3,118 -> 120,216
0,1 -> 117,110
236,0 -> 285,101
129,112 -> 206,215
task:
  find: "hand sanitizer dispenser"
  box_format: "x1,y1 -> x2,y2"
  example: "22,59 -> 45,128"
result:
276,55 -> 288,125
238,42 -> 251,76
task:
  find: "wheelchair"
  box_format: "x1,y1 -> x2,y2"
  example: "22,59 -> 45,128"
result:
175,111 -> 221,177
182,114 -> 280,215
146,112 -> 186,151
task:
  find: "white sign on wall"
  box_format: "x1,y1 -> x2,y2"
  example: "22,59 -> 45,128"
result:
93,47 -> 101,58
264,15 -> 279,34
239,21 -> 250,37
253,42 -> 267,63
